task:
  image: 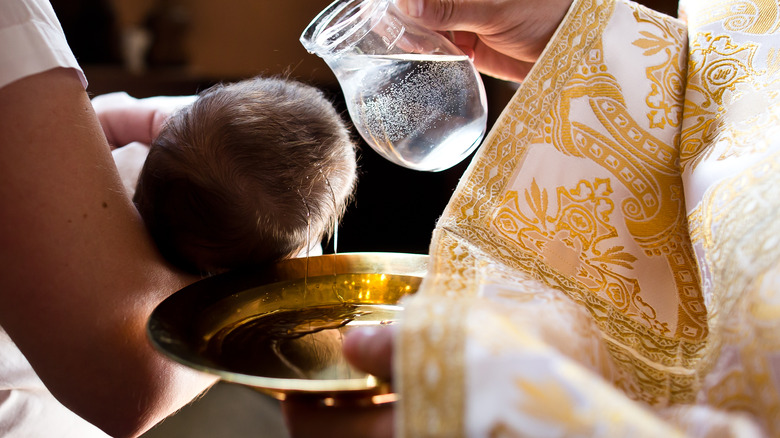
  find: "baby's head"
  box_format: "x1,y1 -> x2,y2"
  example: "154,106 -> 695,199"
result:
133,76 -> 357,275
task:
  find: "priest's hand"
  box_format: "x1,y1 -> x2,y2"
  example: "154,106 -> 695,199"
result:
280,326 -> 396,438
395,0 -> 573,82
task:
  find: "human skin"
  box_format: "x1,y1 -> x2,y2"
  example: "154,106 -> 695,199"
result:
0,67 -> 218,437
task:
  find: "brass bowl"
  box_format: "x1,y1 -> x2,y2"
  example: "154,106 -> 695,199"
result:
148,252 -> 427,404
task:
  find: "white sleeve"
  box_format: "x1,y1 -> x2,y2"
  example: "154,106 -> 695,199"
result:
0,0 -> 87,89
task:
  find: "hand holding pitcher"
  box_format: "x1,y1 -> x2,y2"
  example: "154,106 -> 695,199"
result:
301,0 -> 488,172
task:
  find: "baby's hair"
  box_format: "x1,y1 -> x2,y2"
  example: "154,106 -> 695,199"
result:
133,76 -> 357,274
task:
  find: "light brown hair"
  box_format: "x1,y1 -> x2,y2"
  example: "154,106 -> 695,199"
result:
133,76 -> 357,274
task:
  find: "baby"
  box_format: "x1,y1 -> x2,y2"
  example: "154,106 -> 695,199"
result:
94,76 -> 358,275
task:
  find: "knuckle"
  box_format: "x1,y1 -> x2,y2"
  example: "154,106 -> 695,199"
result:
431,0 -> 458,26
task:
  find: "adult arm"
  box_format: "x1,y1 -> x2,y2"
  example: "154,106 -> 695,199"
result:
0,67 -> 217,437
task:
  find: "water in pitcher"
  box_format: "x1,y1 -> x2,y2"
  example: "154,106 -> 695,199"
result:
332,53 -> 487,172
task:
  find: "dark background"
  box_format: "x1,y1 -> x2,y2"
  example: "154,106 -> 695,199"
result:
52,0 -> 679,256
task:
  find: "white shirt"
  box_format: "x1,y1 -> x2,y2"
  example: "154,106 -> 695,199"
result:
0,0 -> 86,89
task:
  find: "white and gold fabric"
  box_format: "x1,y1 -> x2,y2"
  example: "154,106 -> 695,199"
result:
397,0 -> 780,436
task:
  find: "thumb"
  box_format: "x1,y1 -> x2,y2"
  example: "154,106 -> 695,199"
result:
343,326 -> 396,381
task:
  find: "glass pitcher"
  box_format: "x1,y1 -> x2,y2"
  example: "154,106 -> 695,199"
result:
300,0 -> 488,172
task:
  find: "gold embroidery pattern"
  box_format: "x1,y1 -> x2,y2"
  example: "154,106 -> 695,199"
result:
400,0 -> 616,436
694,152 -> 780,434
437,0 -> 615,235
682,48 -> 780,426
430,0 -> 705,406
686,203 -> 704,245
632,7 -> 687,130
490,178 -> 706,404
399,0 -> 780,434
687,0 -> 780,35
491,2 -> 705,400
546,39 -> 706,342
400,294 -> 467,438
680,33 -> 764,169
494,180 -> 657,328
424,229 -> 482,298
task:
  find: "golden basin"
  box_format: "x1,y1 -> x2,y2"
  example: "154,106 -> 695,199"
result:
148,252 -> 428,404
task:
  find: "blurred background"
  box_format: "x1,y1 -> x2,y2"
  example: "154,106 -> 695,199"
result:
49,0 -> 678,436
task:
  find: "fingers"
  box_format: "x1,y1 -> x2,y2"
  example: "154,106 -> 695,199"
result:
396,0 -> 497,32
342,325 -> 396,381
282,399 -> 395,438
